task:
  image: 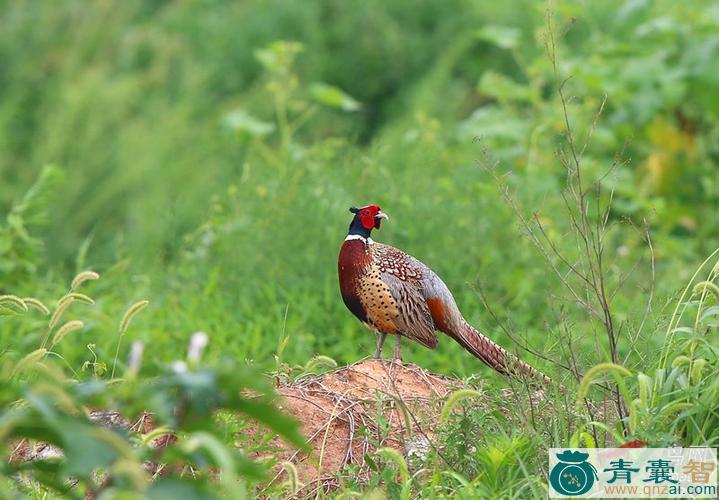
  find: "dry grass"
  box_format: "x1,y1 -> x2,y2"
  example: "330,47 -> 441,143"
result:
255,358 -> 465,495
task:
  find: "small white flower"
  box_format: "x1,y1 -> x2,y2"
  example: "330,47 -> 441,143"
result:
127,341 -> 144,375
171,361 -> 188,373
188,331 -> 209,363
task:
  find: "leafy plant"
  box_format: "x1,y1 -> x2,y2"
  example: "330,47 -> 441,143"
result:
223,40 -> 360,162
0,165 -> 63,286
0,273 -> 307,499
577,250 -> 719,448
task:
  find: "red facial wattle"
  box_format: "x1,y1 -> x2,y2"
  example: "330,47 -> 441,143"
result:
360,215 -> 374,229
359,205 -> 381,230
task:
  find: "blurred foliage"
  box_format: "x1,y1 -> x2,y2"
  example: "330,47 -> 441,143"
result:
0,0 -> 718,380
0,165 -> 62,284
0,281 -> 306,499
0,0 -> 719,495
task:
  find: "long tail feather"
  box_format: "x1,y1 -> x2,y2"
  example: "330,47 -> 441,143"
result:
450,320 -> 551,385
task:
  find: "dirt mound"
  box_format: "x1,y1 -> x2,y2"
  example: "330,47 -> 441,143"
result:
257,358 -> 467,495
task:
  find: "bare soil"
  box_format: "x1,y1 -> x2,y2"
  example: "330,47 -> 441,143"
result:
254,358 -> 467,495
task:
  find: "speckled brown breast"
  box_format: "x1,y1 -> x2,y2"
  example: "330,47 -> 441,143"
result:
338,239 -> 400,334
356,261 -> 400,333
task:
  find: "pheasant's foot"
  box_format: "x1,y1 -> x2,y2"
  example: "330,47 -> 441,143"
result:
392,335 -> 403,362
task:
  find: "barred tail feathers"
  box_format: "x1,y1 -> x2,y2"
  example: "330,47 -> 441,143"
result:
453,320 -> 551,385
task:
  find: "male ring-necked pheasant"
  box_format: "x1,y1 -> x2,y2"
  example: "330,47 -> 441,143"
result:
338,204 -> 549,384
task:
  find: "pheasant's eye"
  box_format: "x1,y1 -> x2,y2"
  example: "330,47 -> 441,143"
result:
363,210 -> 370,215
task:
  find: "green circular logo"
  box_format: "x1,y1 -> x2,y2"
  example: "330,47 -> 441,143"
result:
550,450 -> 598,496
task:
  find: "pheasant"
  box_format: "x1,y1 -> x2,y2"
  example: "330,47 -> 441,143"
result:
338,204 -> 549,384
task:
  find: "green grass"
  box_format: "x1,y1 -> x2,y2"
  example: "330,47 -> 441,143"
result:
1,0 -> 717,378
1,0 -> 719,497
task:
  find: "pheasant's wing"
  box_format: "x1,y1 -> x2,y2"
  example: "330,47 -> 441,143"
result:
371,243 -> 438,349
380,272 -> 438,348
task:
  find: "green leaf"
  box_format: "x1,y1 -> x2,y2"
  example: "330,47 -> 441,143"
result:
59,420 -> 118,477
3,461 -> 70,497
310,83 -> 361,112
6,420 -> 64,448
0,305 -> 21,316
700,305 -> 719,327
223,110 -> 275,137
11,164 -> 64,227
147,478 -> 218,500
474,25 -> 520,49
364,452 -> 378,472
459,106 -> 528,141
478,71 -> 533,103
235,398 -> 307,451
254,41 -> 303,72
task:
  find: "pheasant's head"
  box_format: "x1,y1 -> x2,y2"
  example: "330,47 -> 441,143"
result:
347,205 -> 388,238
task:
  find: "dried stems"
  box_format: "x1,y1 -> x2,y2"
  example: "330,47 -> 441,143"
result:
477,11 -> 656,438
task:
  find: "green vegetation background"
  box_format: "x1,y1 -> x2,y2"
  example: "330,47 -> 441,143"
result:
1,0 -> 718,382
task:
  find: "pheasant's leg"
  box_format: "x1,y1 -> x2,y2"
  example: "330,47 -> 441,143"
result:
374,332 -> 387,359
393,335 -> 402,361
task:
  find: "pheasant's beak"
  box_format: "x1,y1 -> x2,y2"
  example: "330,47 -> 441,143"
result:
374,211 -> 388,229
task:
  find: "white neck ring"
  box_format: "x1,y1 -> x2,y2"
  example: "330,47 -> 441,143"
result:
344,234 -> 373,245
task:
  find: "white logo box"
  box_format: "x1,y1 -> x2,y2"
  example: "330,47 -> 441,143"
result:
548,448 -> 717,498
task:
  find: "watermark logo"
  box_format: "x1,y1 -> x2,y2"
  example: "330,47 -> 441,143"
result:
550,450 -> 598,496
549,448 -> 717,498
